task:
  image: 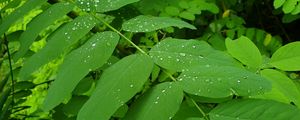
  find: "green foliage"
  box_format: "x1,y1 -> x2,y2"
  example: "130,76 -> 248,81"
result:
210,99 -> 300,120
1,0 -> 300,120
225,36 -> 262,69
270,42 -> 300,71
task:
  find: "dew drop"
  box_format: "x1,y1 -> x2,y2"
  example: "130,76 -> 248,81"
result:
179,53 -> 186,56
154,101 -> 158,104
92,43 -> 96,47
237,80 -> 241,84
192,46 -> 196,48
162,89 -> 166,93
156,97 -> 160,100
160,58 -> 163,60
130,84 -> 134,88
205,64 -> 210,67
176,59 -> 180,62
106,42 -> 111,46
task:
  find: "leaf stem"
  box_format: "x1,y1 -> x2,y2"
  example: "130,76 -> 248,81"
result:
92,14 -> 147,55
162,70 -> 209,120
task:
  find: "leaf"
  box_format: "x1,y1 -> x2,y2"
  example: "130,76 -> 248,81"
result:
270,41 -> 300,71
283,0 -> 297,13
14,2 -> 75,60
177,65 -> 271,98
254,69 -> 300,107
0,0 -> 22,12
77,54 -> 154,120
173,100 -> 203,120
72,77 -> 94,95
274,0 -> 286,9
149,38 -> 240,72
76,0 -> 140,12
42,31 -> 119,111
62,95 -> 89,116
0,0 -> 47,36
225,36 -> 262,69
209,99 -> 300,120
122,15 -> 196,32
19,15 -> 97,81
123,82 -> 183,120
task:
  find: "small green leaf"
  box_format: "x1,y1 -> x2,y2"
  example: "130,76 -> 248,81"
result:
43,31 -> 119,111
19,15 -> 97,81
226,36 -> 262,69
149,38 -> 240,72
270,41 -> 300,71
77,54 -> 153,120
165,6 -> 180,16
14,2 -> 75,60
210,99 -> 300,120
179,11 -> 195,21
72,77 -> 94,95
254,69 -> 300,107
173,100 -> 203,120
177,65 -> 271,98
122,15 -> 196,32
0,0 -> 47,36
283,0 -> 297,13
76,0 -> 140,12
274,0 -> 286,9
123,82 -> 183,120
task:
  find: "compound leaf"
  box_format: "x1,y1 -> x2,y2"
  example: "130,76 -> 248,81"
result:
123,82 -> 183,120
77,54 -> 153,120
225,36 -> 262,69
19,15 -> 97,81
149,38 -> 240,72
0,0 -> 47,36
122,15 -> 196,32
177,65 -> 271,98
270,41 -> 300,71
255,69 -> 300,107
42,31 -> 119,111
76,0 -> 140,12
14,2 -> 75,60
209,99 -> 300,120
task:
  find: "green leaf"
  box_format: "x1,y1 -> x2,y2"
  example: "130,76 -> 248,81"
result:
254,69 -> 300,107
270,41 -> 300,71
19,15 -> 97,81
14,2 -> 75,60
149,38 -> 240,72
72,77 -> 94,95
209,99 -> 300,120
62,95 -> 89,116
274,0 -> 286,9
42,31 -> 119,111
0,0 -> 47,36
225,36 -> 262,69
122,15 -> 196,32
179,11 -> 195,21
0,0 -> 22,12
173,100 -> 203,120
123,82 -> 183,120
283,0 -> 297,13
177,65 -> 271,98
77,54 -> 154,120
76,0 -> 140,12
165,6 -> 180,16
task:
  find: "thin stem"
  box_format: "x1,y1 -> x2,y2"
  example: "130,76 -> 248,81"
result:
92,14 -> 147,55
4,33 -> 15,111
188,95 -> 209,120
162,70 -> 209,120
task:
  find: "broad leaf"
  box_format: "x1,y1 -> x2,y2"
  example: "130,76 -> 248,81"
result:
225,36 -> 262,69
177,65 -> 271,98
19,15 -> 97,81
62,95 -> 89,116
173,100 -> 203,120
254,69 -> 300,107
123,82 -> 183,120
0,0 -> 47,36
210,99 -> 300,120
122,15 -> 196,32
76,0 -> 140,12
283,0 -> 297,13
77,54 -> 153,120
149,38 -> 240,72
274,0 -> 286,9
270,41 -> 300,71
42,31 -> 119,111
14,2 -> 75,60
